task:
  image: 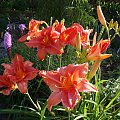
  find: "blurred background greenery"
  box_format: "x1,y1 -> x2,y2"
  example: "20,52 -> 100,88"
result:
0,0 -> 120,29
0,0 -> 120,47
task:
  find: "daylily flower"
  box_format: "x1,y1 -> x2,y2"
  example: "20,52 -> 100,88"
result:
2,54 -> 38,94
60,23 -> 92,48
39,63 -> 97,111
53,20 -> 66,33
0,73 -> 16,95
18,19 -> 45,42
25,20 -> 66,60
87,39 -> 112,61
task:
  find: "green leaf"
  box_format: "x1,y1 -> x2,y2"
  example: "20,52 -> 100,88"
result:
105,89 -> 120,111
95,80 -> 108,86
0,109 -> 40,118
74,114 -> 88,120
85,99 -> 98,106
40,100 -> 48,120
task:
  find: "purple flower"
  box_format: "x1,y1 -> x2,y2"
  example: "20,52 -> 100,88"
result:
4,31 -> 12,50
18,24 -> 26,31
7,24 -> 12,30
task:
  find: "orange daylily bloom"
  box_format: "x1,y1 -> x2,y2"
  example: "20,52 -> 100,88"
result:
39,63 -> 97,111
60,23 -> 92,48
0,73 -> 16,95
18,19 -> 44,42
87,39 -> 112,61
54,20 -> 66,33
2,54 -> 38,94
25,21 -> 66,61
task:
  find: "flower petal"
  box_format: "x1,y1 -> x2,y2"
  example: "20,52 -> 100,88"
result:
99,54 -> 112,60
39,71 -> 61,92
12,54 -> 24,72
18,34 -> 28,42
77,79 -> 98,92
37,48 -> 47,61
24,61 -> 33,67
46,40 -> 64,55
17,81 -> 28,94
0,74 -> 16,95
60,27 -> 77,46
24,71 -> 38,81
59,64 -> 78,77
25,39 -> 41,48
72,63 -> 88,82
55,21 -> 66,33
2,88 -> 11,95
71,23 -> 84,32
59,63 -> 88,79
61,89 -> 80,110
99,39 -> 110,53
29,19 -> 42,31
48,92 -> 62,111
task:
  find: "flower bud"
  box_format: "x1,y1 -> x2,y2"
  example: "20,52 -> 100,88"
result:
92,32 -> 97,46
109,19 -> 114,29
114,21 -> 118,33
76,32 -> 81,52
118,26 -> 120,32
97,6 -> 107,27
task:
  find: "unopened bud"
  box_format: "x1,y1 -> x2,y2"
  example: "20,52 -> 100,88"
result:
97,6 -> 107,28
118,26 -> 120,32
93,32 -> 97,46
76,32 -> 81,52
114,21 -> 118,33
109,19 -> 114,29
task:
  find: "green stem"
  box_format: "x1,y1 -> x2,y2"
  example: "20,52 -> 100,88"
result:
110,33 -> 118,42
50,17 -> 53,26
93,72 -> 100,117
59,54 -> 62,67
83,103 -> 87,119
97,26 -> 105,41
68,111 -> 71,120
26,92 -> 38,110
47,55 -> 51,70
106,26 -> 110,38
